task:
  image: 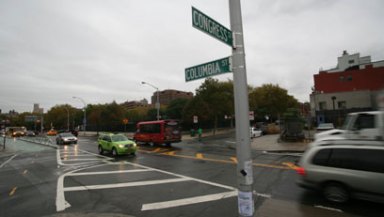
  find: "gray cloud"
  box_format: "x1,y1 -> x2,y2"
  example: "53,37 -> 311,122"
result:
0,0 -> 383,113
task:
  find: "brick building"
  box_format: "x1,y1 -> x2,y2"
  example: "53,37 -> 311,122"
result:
151,89 -> 193,106
310,51 -> 384,126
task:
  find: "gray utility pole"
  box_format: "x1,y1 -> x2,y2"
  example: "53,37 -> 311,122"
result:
229,0 -> 255,216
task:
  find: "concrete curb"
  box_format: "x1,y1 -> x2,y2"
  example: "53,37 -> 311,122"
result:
18,136 -> 57,149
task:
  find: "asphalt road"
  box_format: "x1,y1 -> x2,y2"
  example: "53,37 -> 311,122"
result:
0,136 -> 383,217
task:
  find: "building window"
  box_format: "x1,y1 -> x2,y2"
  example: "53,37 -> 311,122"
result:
348,60 -> 355,64
339,76 -> 344,81
338,101 -> 346,109
319,102 -> 327,110
347,75 -> 352,81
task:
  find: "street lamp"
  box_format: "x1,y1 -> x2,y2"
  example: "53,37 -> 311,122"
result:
141,81 -> 160,120
72,96 -> 87,134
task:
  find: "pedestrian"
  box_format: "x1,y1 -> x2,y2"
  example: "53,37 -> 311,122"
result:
197,127 -> 202,141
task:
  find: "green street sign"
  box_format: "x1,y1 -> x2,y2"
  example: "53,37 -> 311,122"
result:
185,57 -> 232,82
192,7 -> 233,47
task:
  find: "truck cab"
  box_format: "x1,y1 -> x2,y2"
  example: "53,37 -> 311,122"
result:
315,111 -> 384,141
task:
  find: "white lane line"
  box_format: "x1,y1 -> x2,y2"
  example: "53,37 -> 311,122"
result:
61,158 -> 105,162
314,205 -> 343,213
68,169 -> 152,176
124,162 -> 237,191
56,163 -> 106,212
60,154 -> 97,157
64,177 -> 190,192
142,190 -> 238,211
0,154 -> 18,168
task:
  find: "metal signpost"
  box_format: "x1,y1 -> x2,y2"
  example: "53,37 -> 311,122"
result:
185,57 -> 232,82
229,1 -> 255,216
188,2 -> 254,216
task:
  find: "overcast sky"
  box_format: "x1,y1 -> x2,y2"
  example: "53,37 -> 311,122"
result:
1,0 -> 383,113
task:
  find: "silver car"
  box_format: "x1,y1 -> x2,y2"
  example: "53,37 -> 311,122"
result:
296,141 -> 384,203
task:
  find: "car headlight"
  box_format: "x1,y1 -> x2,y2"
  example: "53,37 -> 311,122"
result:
133,143 -> 137,147
118,144 -> 125,148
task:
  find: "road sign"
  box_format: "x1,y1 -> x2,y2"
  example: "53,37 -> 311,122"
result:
185,57 -> 232,82
249,111 -> 254,121
192,7 -> 233,47
25,115 -> 37,122
193,115 -> 198,123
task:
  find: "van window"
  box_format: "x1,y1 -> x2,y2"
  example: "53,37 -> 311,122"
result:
313,148 -> 384,173
312,149 -> 331,166
140,123 -> 161,133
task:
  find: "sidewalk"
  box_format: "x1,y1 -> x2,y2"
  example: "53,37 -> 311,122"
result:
251,134 -> 309,152
183,128 -> 310,152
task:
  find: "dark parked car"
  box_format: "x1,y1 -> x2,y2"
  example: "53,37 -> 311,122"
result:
56,132 -> 78,145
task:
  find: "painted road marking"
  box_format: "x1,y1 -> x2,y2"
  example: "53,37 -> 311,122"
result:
0,154 -> 18,168
68,169 -> 152,176
57,146 -> 111,166
64,177 -> 190,192
314,205 -> 343,213
141,190 -> 238,211
282,162 -> 299,170
9,187 -> 17,196
22,170 -> 28,175
152,148 -> 162,153
230,157 -> 238,164
57,161 -> 238,212
164,151 -> 175,155
140,150 -> 292,170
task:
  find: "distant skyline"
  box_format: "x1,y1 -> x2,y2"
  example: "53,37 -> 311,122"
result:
1,0 -> 383,113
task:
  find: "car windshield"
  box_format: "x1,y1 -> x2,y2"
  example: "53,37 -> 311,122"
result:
111,134 -> 128,142
61,133 -> 73,137
318,123 -> 334,128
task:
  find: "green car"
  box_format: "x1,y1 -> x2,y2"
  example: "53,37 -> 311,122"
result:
98,133 -> 137,156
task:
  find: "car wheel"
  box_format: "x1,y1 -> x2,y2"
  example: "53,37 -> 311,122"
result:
112,148 -> 118,157
98,145 -> 104,155
323,183 -> 349,203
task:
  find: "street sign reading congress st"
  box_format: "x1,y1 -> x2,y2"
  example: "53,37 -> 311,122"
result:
185,57 -> 232,82
192,7 -> 233,47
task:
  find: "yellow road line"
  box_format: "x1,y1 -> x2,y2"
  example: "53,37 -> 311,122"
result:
230,157 -> 238,164
152,148 -> 162,153
282,162 -> 299,170
138,149 -> 293,170
9,187 -> 17,196
196,153 -> 204,159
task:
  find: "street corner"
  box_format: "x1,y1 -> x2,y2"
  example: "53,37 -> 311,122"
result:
251,134 -> 309,152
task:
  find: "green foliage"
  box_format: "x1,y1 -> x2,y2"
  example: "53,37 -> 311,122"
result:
249,84 -> 299,121
183,78 -> 234,130
166,98 -> 190,120
44,104 -> 80,130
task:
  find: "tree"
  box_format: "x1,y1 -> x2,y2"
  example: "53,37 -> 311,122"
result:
166,98 -> 190,120
45,104 -> 79,130
184,78 -> 234,133
249,84 -> 299,122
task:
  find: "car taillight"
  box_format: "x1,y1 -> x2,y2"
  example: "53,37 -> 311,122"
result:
296,167 -> 306,176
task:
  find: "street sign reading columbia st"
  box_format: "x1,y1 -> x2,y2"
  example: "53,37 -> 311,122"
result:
192,7 -> 233,47
185,57 -> 232,82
